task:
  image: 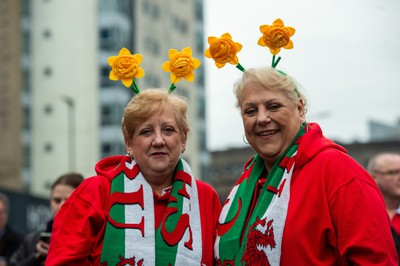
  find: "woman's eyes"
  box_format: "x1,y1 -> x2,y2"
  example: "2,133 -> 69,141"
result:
163,127 -> 175,134
139,127 -> 175,136
243,108 -> 257,116
140,129 -> 152,136
268,104 -> 281,111
243,104 -> 281,116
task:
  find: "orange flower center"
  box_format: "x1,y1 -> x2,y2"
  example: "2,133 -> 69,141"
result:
170,53 -> 193,77
210,39 -> 237,63
264,28 -> 290,49
114,55 -> 139,79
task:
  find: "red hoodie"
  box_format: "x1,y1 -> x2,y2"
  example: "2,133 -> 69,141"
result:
278,123 -> 397,265
46,156 -> 221,266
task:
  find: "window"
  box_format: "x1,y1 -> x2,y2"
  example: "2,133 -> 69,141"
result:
43,67 -> 52,77
23,106 -> 31,130
100,66 -> 113,86
101,103 -> 125,126
23,144 -> 30,168
101,105 -> 112,126
101,141 -> 125,158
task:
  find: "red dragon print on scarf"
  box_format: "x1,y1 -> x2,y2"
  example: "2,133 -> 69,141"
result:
241,216 -> 276,266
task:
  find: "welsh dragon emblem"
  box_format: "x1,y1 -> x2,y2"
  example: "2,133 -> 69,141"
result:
100,255 -> 144,266
241,216 -> 276,266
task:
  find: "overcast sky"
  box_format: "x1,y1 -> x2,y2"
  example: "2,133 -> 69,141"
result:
203,0 -> 400,151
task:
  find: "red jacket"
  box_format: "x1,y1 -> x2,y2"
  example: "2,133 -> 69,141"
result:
280,123 -> 397,265
46,156 -> 221,265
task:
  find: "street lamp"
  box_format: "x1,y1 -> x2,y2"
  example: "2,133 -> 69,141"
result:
62,96 -> 75,171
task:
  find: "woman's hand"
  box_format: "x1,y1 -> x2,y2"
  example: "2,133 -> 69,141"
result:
35,240 -> 49,259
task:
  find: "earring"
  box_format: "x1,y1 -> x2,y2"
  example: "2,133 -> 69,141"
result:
243,135 -> 249,145
181,146 -> 186,154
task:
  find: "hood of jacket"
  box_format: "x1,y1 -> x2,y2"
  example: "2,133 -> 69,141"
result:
295,122 -> 347,169
94,155 -> 128,181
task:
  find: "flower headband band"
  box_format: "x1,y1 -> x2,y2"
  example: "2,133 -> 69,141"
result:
204,18 -> 295,71
108,47 -> 201,94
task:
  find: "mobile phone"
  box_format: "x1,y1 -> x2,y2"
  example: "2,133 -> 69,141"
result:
39,232 -> 51,243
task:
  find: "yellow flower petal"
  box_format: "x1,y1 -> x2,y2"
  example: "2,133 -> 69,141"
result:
204,49 -> 211,58
257,37 -> 266,46
259,25 -> 271,33
132,54 -> 143,64
168,49 -> 179,59
170,73 -> 180,84
193,58 -> 201,69
162,61 -> 171,73
108,56 -> 116,66
136,68 -> 145,78
235,42 -> 243,52
119,47 -> 131,55
287,27 -> 295,36
109,71 -> 118,80
284,40 -> 294,50
208,36 -> 218,45
273,18 -> 284,27
221,32 -> 233,39
184,72 -> 195,82
122,78 -> 133,87
270,48 -> 281,56
215,62 -> 226,68
231,55 -> 239,65
182,47 -> 192,55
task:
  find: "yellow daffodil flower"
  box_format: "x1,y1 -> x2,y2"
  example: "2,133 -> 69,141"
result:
108,47 -> 145,88
162,47 -> 201,84
258,18 -> 295,56
204,33 -> 243,69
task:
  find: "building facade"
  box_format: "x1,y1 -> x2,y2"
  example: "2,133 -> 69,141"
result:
17,0 -> 208,197
97,0 -> 208,182
0,0 -> 23,190
29,1 -> 99,196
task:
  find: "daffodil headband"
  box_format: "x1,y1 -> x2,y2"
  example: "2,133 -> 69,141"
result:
108,47 -> 201,94
204,18 -> 295,71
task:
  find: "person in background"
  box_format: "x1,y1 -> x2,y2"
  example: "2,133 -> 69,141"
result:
9,172 -> 84,266
367,152 -> 400,263
213,67 -> 398,265
0,193 -> 23,266
46,89 -> 222,265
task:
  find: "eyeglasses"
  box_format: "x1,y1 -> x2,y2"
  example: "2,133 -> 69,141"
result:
373,169 -> 400,176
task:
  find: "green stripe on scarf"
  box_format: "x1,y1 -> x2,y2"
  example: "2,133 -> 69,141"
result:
100,157 -> 202,265
238,136 -> 300,265
217,124 -> 305,265
216,157 -> 263,261
155,159 -> 185,265
101,172 -> 126,265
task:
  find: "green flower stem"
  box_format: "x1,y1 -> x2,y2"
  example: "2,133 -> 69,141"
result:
272,55 -> 282,68
236,63 -> 245,72
168,83 -> 176,94
130,79 -> 140,94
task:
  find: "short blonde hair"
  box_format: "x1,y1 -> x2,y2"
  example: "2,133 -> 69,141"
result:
234,67 -> 307,110
122,89 -> 190,140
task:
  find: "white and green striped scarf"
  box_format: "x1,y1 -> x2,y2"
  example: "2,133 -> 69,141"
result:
215,126 -> 305,266
100,156 -> 202,265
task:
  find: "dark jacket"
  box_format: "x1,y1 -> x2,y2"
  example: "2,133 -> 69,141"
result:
392,227 -> 400,265
0,225 -> 23,263
9,231 -> 44,266
9,219 -> 53,266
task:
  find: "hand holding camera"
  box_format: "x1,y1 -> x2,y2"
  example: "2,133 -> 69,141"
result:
35,232 -> 51,259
